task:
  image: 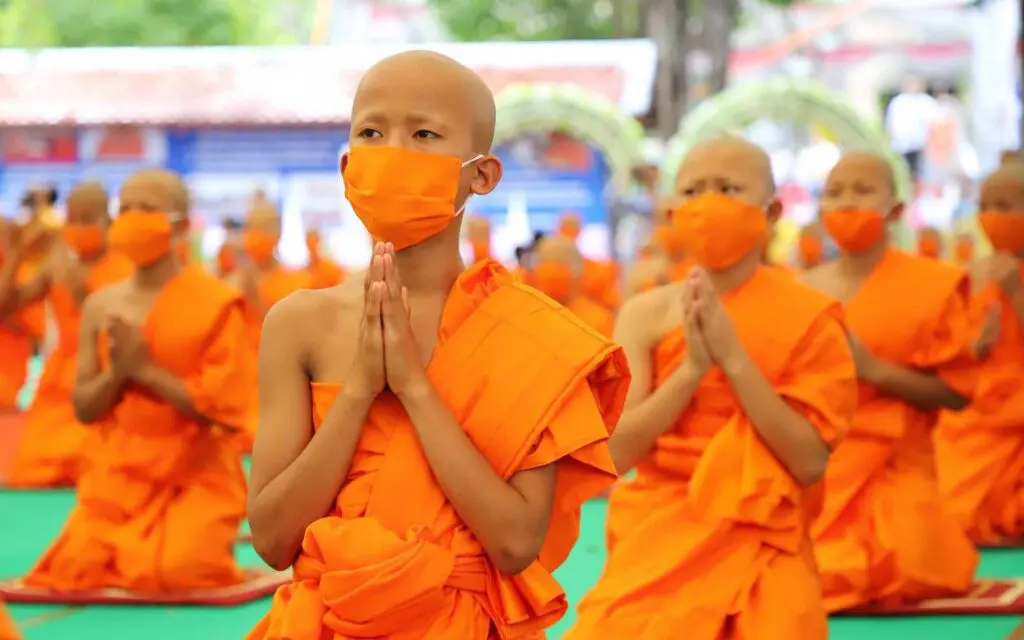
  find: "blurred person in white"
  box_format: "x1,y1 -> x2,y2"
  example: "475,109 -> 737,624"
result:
886,76 -> 939,184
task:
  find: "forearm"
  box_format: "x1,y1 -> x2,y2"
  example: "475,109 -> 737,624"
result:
0,256 -> 25,319
723,353 -> 829,486
1008,289 -> 1024,335
248,390 -> 372,570
866,360 -> 967,411
609,363 -> 702,472
132,363 -> 211,425
72,369 -> 128,424
399,383 -> 539,574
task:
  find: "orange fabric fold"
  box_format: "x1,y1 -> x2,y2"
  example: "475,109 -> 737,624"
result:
23,265 -> 252,593
580,259 -> 620,311
7,253 -> 133,488
567,297 -> 615,338
0,600 -> 18,640
567,266 -> 857,640
811,250 -> 978,612
246,259 -> 629,640
0,324 -> 31,410
936,263 -> 1024,542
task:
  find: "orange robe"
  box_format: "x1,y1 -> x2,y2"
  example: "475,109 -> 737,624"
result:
245,260 -> 629,640
568,296 -> 615,338
306,257 -> 345,290
811,250 -> 978,612
580,259 -> 620,310
7,253 -> 134,487
0,600 -> 18,640
567,267 -> 857,640
935,265 -> 1024,542
0,265 -> 45,410
23,265 -> 252,592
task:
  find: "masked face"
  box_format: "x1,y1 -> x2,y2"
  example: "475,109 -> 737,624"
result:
243,229 -> 278,265
108,210 -> 181,267
670,193 -> 770,271
62,223 -> 105,260
342,146 -> 483,251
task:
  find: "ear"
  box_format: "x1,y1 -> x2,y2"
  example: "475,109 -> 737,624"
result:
470,155 -> 503,197
886,202 -> 904,223
766,198 -> 783,224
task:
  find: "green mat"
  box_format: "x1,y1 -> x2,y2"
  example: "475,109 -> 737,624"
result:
1,491 -> 1020,639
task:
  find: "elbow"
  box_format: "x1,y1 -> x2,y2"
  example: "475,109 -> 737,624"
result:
489,528 -> 545,577
247,503 -> 300,572
72,396 -> 99,425
792,449 -> 829,488
941,392 -> 970,412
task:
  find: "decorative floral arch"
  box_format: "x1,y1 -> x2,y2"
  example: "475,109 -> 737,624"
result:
494,83 -> 646,189
661,78 -> 914,248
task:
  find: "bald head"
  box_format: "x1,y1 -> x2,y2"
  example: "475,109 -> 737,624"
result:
247,201 -> 281,237
820,150 -> 900,216
676,135 -> 776,204
119,169 -> 190,217
66,181 -> 109,225
354,50 -> 496,152
534,233 -> 583,276
980,161 -> 1024,212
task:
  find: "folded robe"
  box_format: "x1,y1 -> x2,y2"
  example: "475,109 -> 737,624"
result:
0,266 -> 44,410
935,263 -> 1024,542
567,296 -> 615,338
566,266 -> 858,640
7,252 -> 133,487
0,599 -> 18,640
245,259 -> 629,640
23,265 -> 253,593
811,250 -> 979,612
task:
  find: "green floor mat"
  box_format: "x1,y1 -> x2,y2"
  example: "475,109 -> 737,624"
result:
1,492 -> 1020,639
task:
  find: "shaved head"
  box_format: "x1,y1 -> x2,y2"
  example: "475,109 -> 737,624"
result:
534,233 -> 583,277
355,50 -> 496,152
820,150 -> 901,217
828,151 -> 896,194
980,162 -> 1024,212
119,169 -> 190,217
680,135 -> 776,195
66,181 -> 109,225
247,201 -> 281,236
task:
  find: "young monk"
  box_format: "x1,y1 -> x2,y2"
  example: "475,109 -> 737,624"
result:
0,222 -> 36,412
531,234 -> 615,337
917,226 -> 943,259
566,135 -> 857,640
22,169 -> 252,593
935,163 -> 1024,543
304,229 -> 345,289
953,232 -> 974,266
465,216 -> 491,263
3,182 -> 133,488
802,150 -> 978,612
215,218 -> 243,278
559,211 -> 621,310
797,224 -> 825,269
245,50 -> 628,639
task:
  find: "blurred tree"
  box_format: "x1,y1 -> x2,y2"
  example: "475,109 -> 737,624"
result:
0,0 -> 307,47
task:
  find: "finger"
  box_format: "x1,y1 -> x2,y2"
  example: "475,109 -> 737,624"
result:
402,286 -> 410,317
366,282 -> 383,321
382,253 -> 402,299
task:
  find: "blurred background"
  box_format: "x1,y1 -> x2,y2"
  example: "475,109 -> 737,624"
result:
0,0 -> 1019,268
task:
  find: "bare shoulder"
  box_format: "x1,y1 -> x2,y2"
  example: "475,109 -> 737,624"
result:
81,280 -> 125,318
797,261 -> 838,290
618,281 -> 679,343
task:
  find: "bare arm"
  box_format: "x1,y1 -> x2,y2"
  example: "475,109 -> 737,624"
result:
860,359 -> 967,411
132,364 -> 214,425
0,249 -> 49,321
721,353 -> 831,487
399,383 -> 557,576
1005,288 -> 1024,335
72,294 -> 128,424
247,297 -> 373,571
607,299 -> 701,473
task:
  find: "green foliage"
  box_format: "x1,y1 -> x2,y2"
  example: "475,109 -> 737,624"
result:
0,0 -> 300,47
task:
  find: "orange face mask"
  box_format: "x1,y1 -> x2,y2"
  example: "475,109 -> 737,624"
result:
797,235 -> 823,267
954,238 -> 973,263
917,236 -> 941,258
470,238 -> 491,262
217,245 -> 237,274
979,211 -> 1024,253
244,229 -> 277,264
670,194 -> 769,270
108,211 -> 174,267
343,146 -> 481,251
821,210 -> 885,254
654,224 -> 685,258
62,223 -> 105,259
532,262 -> 574,302
558,217 -> 581,241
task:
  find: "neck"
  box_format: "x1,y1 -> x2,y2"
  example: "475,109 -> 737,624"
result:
838,238 -> 888,275
395,233 -> 464,294
133,254 -> 180,290
706,251 -> 761,294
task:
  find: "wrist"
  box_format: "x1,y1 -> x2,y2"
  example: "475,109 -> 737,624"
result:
718,348 -> 751,380
339,386 -> 377,411
394,376 -> 435,406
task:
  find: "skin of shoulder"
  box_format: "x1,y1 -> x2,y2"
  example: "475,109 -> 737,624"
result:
617,282 -> 679,349
796,260 -> 838,290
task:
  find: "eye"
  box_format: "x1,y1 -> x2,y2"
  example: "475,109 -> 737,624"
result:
721,185 -> 740,195
358,128 -> 382,139
681,187 -> 697,197
413,130 -> 440,139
